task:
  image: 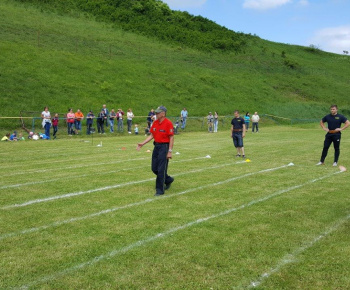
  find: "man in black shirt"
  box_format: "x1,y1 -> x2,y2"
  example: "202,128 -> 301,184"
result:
231,110 -> 246,158
317,105 -> 350,166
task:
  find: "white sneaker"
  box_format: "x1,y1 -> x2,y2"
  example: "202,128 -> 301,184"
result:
333,162 -> 337,167
316,162 -> 324,165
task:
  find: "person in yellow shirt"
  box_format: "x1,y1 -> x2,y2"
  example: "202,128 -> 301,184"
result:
74,109 -> 84,134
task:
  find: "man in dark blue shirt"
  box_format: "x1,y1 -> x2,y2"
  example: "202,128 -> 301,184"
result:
231,110 -> 246,158
317,105 -> 350,166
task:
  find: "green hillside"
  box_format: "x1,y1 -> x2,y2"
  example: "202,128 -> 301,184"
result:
1,0 -> 350,130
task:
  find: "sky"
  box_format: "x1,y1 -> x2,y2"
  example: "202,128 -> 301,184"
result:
162,0 -> 350,55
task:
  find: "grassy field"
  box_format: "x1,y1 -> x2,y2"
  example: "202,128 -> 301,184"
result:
1,126 -> 350,289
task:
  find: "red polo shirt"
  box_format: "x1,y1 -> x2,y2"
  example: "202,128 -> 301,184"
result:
151,118 -> 174,143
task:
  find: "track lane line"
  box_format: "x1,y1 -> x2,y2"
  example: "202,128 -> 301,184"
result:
249,211 -> 349,288
1,161 -> 244,210
18,165 -> 344,289
2,162 -> 283,240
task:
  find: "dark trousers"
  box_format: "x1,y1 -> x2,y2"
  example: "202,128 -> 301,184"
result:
87,124 -> 92,134
53,125 -> 58,137
252,122 -> 259,132
127,120 -> 132,132
152,143 -> 172,195
233,132 -> 243,148
67,122 -> 74,135
321,133 -> 341,163
97,121 -> 104,133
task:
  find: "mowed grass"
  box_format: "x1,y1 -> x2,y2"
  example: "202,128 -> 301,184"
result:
1,126 -> 350,289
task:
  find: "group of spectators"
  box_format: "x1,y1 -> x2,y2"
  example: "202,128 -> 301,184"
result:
38,105 -> 137,139
206,111 -> 261,133
243,112 -> 260,133
1,106 -> 261,141
1,131 -> 25,141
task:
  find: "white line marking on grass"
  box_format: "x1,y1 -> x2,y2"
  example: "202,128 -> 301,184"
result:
0,157 -> 148,178
18,165 -> 339,289
0,178 -> 153,210
0,151 -> 114,169
1,162 -> 283,240
1,161 -> 244,210
249,212 -> 350,288
0,156 -> 210,190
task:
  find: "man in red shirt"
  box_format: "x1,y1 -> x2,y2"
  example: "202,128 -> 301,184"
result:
137,106 -> 174,196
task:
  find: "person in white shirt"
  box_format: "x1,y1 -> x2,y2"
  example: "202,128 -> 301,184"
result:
41,106 -> 51,138
251,111 -> 260,133
127,108 -> 134,134
207,112 -> 214,132
180,108 -> 188,129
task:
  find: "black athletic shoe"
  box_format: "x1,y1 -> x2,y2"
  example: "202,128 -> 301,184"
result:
154,192 -> 164,196
165,177 -> 174,190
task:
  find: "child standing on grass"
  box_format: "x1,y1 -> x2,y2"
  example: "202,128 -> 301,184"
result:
134,124 -> 139,135
52,113 -> 59,139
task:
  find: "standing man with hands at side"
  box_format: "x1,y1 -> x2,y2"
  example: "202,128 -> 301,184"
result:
251,111 -> 260,133
180,107 -> 188,130
231,110 -> 246,158
317,104 -> 349,166
137,106 -> 175,196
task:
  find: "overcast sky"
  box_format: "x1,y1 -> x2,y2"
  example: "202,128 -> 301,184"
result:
162,0 -> 350,55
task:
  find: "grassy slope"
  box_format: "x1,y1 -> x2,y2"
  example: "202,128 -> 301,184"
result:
1,0 -> 350,130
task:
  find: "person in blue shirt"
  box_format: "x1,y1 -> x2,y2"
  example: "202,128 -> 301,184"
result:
9,131 -> 17,141
86,110 -> 95,135
244,112 -> 250,131
147,109 -> 155,129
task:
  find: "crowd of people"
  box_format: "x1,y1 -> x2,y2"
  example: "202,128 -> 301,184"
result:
1,130 -> 47,141
206,111 -> 260,134
1,106 -> 262,142
39,105 -> 138,139
55,105 -> 138,137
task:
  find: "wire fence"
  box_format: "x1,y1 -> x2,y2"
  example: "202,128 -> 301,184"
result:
0,115 -> 235,134
0,113 -> 320,136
